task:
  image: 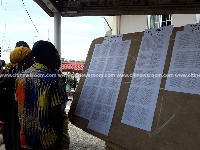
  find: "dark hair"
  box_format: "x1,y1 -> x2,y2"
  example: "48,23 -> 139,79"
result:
32,40 -> 61,71
1,60 -> 5,67
15,41 -> 30,48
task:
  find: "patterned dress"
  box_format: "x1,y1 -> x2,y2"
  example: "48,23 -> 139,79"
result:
15,63 -> 68,149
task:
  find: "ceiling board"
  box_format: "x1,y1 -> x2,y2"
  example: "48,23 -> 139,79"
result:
34,0 -> 200,17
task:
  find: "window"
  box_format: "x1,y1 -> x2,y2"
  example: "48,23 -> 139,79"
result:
147,14 -> 172,29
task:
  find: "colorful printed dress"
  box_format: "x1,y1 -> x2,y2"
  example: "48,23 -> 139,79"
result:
15,63 -> 68,149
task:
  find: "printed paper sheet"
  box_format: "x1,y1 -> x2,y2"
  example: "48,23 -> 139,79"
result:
75,35 -> 132,135
165,28 -> 200,95
88,40 -> 131,135
122,26 -> 173,131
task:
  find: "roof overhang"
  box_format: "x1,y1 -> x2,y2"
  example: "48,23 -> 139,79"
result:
34,0 -> 200,17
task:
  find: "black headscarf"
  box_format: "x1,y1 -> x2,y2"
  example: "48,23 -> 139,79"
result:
15,41 -> 30,48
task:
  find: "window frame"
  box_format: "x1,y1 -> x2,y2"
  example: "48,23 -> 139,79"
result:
147,14 -> 172,29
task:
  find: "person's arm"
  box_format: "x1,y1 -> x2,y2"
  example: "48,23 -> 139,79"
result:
50,77 -> 69,150
60,110 -> 70,150
59,82 -> 70,150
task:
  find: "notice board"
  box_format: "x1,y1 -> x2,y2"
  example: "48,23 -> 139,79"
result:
68,26 -> 200,150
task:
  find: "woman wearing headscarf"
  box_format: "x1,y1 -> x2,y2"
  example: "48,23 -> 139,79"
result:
0,43 -> 33,150
15,40 -> 70,150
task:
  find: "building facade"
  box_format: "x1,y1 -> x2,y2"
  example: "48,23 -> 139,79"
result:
104,14 -> 199,35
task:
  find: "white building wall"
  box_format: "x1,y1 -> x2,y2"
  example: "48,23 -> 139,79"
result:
104,14 -> 197,36
104,16 -> 120,36
119,15 -> 147,34
104,17 -> 113,33
172,14 -> 196,27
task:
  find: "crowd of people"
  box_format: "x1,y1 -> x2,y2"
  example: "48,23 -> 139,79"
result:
0,41 -> 70,150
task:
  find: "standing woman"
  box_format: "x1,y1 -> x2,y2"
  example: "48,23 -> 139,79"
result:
0,43 -> 33,150
15,40 -> 70,150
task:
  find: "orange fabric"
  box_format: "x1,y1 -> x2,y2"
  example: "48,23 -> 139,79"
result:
16,79 -> 28,147
20,129 -> 29,148
16,81 -> 25,105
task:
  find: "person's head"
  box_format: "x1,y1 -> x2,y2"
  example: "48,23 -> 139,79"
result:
15,41 -> 30,48
0,60 -> 2,74
0,60 -> 5,67
10,46 -> 33,69
0,60 -> 6,74
32,40 -> 61,71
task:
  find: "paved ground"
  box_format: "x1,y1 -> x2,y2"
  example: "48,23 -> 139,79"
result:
69,122 -> 106,150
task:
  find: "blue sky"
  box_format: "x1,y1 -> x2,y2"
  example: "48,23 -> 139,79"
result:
0,0 -> 106,62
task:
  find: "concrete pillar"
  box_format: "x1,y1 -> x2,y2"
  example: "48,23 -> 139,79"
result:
112,16 -> 120,35
54,12 -> 61,57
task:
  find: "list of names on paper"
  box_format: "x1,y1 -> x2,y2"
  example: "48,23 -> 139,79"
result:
165,25 -> 200,95
126,86 -> 154,106
184,23 -> 200,32
121,26 -> 173,131
135,52 -> 162,69
75,43 -> 108,119
172,50 -> 200,69
88,39 -> 131,135
132,69 -> 160,87
75,85 -> 98,119
173,32 -> 200,50
167,70 -> 200,94
75,35 -> 132,135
